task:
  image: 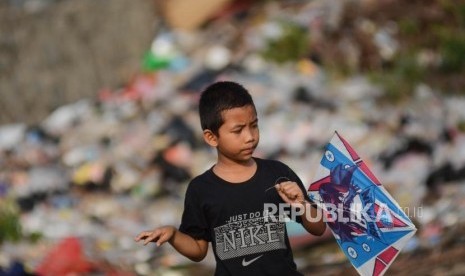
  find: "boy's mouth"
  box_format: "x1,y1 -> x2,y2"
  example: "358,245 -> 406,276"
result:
241,146 -> 256,153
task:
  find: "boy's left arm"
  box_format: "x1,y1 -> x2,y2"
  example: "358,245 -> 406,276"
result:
276,182 -> 326,236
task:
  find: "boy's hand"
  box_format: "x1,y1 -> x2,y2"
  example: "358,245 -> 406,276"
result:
275,181 -> 306,208
134,226 -> 176,246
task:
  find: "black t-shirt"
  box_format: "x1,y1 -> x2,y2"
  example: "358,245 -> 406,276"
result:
179,158 -> 307,276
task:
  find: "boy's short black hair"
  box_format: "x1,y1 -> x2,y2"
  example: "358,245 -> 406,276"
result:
199,81 -> 256,135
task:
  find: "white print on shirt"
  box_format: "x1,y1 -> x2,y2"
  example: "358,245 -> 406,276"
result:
242,255 -> 263,266
214,211 -> 286,260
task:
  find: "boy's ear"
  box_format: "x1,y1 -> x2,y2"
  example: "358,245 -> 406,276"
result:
203,129 -> 218,147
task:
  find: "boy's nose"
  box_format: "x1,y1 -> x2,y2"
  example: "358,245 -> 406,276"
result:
244,128 -> 256,142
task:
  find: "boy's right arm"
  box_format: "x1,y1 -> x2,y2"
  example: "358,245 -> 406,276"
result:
135,226 -> 208,262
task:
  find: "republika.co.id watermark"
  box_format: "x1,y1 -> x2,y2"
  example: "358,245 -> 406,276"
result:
263,202 -> 423,223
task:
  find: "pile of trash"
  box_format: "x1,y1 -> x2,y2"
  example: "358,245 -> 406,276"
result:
1,0 -> 465,275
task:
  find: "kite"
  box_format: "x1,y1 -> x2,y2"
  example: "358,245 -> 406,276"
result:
308,132 -> 417,276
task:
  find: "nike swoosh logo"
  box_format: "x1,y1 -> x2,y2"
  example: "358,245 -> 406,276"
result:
242,255 -> 263,266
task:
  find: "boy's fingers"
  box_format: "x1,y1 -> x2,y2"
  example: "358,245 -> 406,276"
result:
277,182 -> 291,194
276,189 -> 292,204
134,230 -> 162,245
144,233 -> 160,245
156,232 -> 170,246
277,182 -> 303,201
135,231 -> 150,241
275,181 -> 292,191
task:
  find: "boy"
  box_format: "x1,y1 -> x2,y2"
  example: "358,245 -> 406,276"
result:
135,81 -> 326,275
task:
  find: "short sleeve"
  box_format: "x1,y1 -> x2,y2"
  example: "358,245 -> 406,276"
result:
178,182 -> 211,241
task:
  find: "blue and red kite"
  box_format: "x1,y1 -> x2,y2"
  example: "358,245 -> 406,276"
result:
308,132 -> 417,276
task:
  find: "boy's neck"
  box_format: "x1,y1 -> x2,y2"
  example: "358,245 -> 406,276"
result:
213,157 -> 257,183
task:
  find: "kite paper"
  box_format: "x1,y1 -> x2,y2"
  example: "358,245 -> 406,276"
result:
308,132 -> 417,276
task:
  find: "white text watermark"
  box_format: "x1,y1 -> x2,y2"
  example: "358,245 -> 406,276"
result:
263,203 -> 422,223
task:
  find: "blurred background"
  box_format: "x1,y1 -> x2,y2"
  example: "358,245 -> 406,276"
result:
1,0 -> 465,275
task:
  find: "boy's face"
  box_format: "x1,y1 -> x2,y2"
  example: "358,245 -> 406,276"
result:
215,105 -> 259,163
